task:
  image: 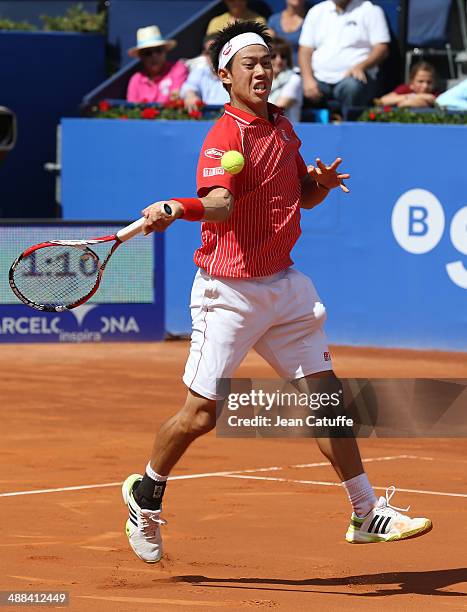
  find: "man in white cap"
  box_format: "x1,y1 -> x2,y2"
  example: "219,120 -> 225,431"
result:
127,25 -> 188,104
121,21 -> 432,564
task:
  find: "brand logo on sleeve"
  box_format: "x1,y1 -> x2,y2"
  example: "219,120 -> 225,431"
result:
204,148 -> 225,159
203,167 -> 225,177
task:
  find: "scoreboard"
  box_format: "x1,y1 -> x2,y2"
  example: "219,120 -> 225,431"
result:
0,221 -> 165,343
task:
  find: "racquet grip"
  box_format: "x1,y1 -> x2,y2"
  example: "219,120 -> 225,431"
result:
116,217 -> 145,242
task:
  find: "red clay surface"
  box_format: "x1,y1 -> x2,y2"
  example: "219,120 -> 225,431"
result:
0,342 -> 466,611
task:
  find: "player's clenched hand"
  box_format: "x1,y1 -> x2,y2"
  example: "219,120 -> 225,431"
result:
307,158 -> 350,193
141,200 -> 183,234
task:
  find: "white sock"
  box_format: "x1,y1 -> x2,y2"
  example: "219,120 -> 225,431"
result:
342,473 -> 377,518
146,462 -> 168,482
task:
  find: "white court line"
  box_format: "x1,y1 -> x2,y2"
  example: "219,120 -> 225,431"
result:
292,454 -> 433,468
0,454 -> 430,499
221,474 -> 467,499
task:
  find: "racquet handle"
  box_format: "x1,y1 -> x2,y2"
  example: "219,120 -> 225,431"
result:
116,203 -> 173,242
116,217 -> 145,242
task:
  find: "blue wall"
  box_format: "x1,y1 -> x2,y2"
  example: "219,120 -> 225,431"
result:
61,119 -> 467,351
0,32 -> 106,218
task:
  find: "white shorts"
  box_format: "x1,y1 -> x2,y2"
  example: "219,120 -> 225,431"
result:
182,267 -> 333,400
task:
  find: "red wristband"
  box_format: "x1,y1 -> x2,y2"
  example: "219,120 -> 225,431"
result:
172,198 -> 205,222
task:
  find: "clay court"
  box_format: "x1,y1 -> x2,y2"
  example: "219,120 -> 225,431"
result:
1,342 -> 466,611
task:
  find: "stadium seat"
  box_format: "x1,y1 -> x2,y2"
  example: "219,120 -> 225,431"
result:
405,0 -> 467,80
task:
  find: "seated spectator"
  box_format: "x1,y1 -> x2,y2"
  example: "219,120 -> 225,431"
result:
269,37 -> 303,122
127,25 -> 188,104
268,0 -> 308,66
436,78 -> 467,110
298,0 -> 390,109
185,35 -> 217,73
206,0 -> 266,35
376,62 -> 439,108
181,52 -> 230,110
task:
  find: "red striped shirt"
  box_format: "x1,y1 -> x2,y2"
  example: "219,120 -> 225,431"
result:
195,103 -> 308,278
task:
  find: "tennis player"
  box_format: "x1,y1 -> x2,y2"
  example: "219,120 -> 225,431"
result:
122,21 -> 432,563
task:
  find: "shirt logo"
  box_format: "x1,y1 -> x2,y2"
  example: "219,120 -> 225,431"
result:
204,148 -> 225,159
203,167 -> 225,177
280,129 -> 290,142
324,352 -> 331,362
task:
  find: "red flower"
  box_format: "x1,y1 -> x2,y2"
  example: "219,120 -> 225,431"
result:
383,105 -> 392,113
195,99 -> 205,108
140,107 -> 158,119
176,98 -> 184,108
188,109 -> 202,119
98,100 -> 111,112
141,98 -> 149,104
120,115 -> 128,120
165,100 -> 177,109
369,111 -> 376,121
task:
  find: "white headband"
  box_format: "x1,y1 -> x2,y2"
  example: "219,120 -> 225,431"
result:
218,32 -> 268,71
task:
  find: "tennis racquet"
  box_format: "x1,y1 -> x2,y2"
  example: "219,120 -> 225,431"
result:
9,217 -> 149,312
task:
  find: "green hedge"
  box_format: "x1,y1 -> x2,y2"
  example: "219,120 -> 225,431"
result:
359,106 -> 467,125
0,4 -> 105,33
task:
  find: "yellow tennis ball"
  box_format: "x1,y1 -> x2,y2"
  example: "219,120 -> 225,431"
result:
221,150 -> 245,175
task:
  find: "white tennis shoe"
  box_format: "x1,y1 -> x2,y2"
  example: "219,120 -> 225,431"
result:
346,486 -> 432,543
122,473 -> 166,563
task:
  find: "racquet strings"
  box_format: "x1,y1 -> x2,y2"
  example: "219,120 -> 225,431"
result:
12,245 -> 101,308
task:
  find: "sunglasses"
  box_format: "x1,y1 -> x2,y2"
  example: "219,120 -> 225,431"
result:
140,47 -> 166,57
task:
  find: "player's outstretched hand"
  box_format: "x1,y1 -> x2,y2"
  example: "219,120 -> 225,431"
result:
307,158 -> 350,193
141,200 -> 183,235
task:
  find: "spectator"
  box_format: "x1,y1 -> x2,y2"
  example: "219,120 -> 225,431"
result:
127,25 -> 188,104
268,0 -> 308,66
436,78 -> 467,110
185,35 -> 217,73
269,37 -> 303,122
377,62 -> 439,108
298,0 -> 390,109
206,0 -> 267,35
181,50 -> 230,111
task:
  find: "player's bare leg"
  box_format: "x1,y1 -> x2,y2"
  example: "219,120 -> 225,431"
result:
149,390 -> 217,476
295,371 -> 432,543
298,371 -> 365,481
122,389 -> 216,562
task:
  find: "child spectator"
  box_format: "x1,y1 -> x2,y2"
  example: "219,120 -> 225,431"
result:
127,26 -> 188,104
268,0 -> 308,66
377,61 -> 439,108
206,0 -> 266,35
269,37 -> 303,122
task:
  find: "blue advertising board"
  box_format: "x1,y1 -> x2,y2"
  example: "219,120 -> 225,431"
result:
59,120 -> 467,351
0,222 -> 165,343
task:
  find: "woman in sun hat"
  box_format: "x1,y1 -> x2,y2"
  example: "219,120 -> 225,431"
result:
126,25 -> 189,104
